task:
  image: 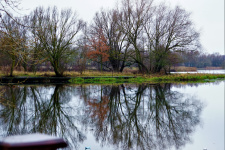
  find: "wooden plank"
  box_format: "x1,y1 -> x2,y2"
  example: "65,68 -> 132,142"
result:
0,133 -> 67,150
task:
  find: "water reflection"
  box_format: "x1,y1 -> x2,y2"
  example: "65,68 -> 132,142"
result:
0,83 -> 203,150
0,85 -> 85,149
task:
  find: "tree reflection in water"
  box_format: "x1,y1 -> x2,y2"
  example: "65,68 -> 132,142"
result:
82,84 -> 203,150
0,85 -> 85,150
0,83 -> 203,150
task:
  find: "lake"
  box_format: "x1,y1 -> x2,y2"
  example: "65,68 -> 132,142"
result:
0,81 -> 224,150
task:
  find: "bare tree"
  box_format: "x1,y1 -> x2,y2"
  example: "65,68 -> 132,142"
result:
118,0 -> 154,73
29,6 -> 85,76
91,9 -> 131,72
16,15 -> 30,71
76,29 -> 88,75
0,0 -> 22,32
0,14 -> 26,76
0,0 -> 20,17
112,0 -> 200,74
144,4 -> 201,73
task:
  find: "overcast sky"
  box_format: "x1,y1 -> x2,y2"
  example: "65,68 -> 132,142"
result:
20,0 -> 224,55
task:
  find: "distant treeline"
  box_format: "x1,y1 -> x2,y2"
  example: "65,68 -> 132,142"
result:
180,51 -> 225,68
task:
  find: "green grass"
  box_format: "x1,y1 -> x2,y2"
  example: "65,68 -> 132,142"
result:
147,74 -> 225,82
69,77 -> 127,84
68,74 -> 225,84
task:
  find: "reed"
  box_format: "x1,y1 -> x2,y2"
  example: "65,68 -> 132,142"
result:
173,66 -> 197,72
0,70 -> 137,77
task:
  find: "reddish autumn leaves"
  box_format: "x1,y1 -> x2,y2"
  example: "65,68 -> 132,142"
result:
86,29 -> 110,71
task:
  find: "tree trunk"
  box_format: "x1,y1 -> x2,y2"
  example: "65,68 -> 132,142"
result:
22,62 -> 27,72
119,62 -> 125,72
154,64 -> 163,73
53,65 -> 63,77
51,60 -> 64,77
100,56 -> 103,72
10,58 -> 16,77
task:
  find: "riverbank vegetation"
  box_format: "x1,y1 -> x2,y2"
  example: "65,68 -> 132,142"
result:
68,74 -> 225,84
1,70 -> 224,84
0,70 -> 134,77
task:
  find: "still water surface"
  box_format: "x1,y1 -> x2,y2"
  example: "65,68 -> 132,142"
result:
0,82 -> 224,150
171,69 -> 225,74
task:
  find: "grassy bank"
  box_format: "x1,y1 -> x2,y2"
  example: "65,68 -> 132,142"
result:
1,71 -> 225,84
148,74 -> 225,82
69,74 -> 225,84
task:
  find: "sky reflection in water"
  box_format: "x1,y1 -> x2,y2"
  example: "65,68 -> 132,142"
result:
0,82 -> 223,150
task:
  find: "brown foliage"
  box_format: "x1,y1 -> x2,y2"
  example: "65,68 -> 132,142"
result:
86,29 -> 110,64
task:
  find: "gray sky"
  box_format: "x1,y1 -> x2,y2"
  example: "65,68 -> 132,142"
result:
20,0 -> 224,54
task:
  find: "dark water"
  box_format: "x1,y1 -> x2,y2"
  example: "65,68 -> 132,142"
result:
0,82 -> 224,150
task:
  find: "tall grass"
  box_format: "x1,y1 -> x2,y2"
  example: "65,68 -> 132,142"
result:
0,70 -> 138,77
173,66 -> 197,72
